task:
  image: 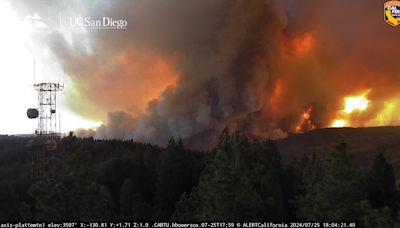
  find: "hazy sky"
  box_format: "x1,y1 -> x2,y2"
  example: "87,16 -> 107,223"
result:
0,0 -> 101,134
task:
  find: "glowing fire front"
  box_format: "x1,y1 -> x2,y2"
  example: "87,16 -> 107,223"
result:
331,119 -> 347,128
330,90 -> 371,128
344,94 -> 370,113
292,89 -> 400,132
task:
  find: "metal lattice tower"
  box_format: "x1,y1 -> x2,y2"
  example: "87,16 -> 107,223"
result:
35,83 -> 64,135
28,82 -> 64,179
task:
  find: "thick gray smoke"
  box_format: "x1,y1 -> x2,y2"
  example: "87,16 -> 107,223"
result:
49,0 -> 287,148
106,0 -> 287,147
12,0 -> 400,149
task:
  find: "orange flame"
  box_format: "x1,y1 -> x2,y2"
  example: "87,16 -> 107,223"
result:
294,106 -> 316,133
330,90 -> 371,128
281,33 -> 315,57
292,33 -> 315,56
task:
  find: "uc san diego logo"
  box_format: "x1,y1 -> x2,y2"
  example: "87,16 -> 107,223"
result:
384,0 -> 400,26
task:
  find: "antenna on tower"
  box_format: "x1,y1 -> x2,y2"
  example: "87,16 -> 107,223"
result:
33,59 -> 36,85
58,67 -> 61,84
59,113 -> 61,136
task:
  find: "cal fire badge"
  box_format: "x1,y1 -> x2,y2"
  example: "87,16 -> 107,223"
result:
384,1 -> 400,26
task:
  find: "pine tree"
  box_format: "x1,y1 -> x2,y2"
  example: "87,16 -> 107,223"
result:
120,178 -> 134,218
282,153 -> 322,220
297,143 -> 365,221
154,138 -> 194,220
29,177 -> 115,221
0,184 -> 20,221
250,140 -> 287,220
173,192 -> 195,221
193,131 -> 260,220
360,201 -> 400,228
119,178 -> 151,220
174,129 -> 287,221
366,152 -> 398,215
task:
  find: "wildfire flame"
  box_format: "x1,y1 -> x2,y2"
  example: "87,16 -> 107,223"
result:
331,90 -> 371,128
294,106 -> 316,133
281,33 -> 315,57
293,33 -> 315,56
331,119 -> 347,128
344,94 -> 370,113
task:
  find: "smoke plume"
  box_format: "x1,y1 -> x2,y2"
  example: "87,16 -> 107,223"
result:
12,0 -> 400,148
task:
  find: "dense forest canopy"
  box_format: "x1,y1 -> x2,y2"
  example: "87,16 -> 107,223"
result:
0,130 -> 399,227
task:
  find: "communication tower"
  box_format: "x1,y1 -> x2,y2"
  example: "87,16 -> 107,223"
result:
27,82 -> 64,179
34,83 -> 64,135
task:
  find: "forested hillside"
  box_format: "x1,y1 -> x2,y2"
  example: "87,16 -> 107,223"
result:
0,130 -> 399,226
277,127 -> 400,176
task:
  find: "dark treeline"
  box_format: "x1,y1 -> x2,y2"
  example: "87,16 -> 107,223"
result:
0,129 -> 399,227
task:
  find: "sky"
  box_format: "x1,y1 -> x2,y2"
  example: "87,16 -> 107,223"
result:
0,0 -> 101,135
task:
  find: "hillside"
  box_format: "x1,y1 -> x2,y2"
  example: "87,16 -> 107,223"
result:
276,126 -> 400,175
